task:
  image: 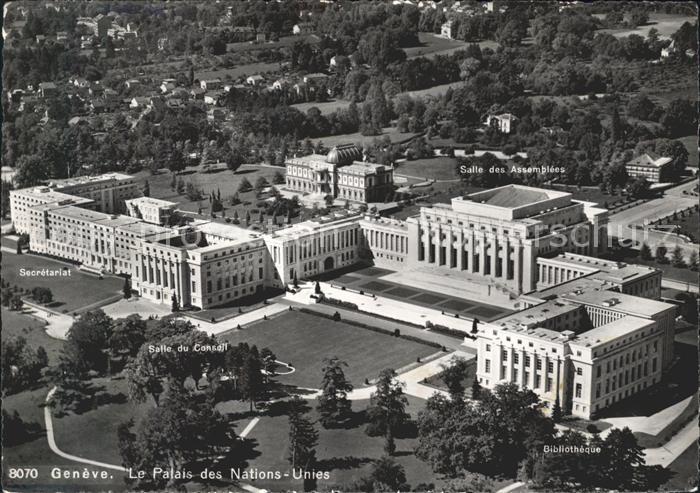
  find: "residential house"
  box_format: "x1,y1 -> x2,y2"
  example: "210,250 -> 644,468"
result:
130,96 -> 151,109
293,22 -> 314,35
200,79 -> 222,91
441,20 -> 453,39
160,79 -> 177,94
125,79 -> 141,89
272,78 -> 290,91
38,82 -> 57,98
485,113 -> 517,134
246,75 -> 265,86
303,73 -> 329,86
190,87 -> 206,100
207,107 -> 227,121
204,91 -> 224,105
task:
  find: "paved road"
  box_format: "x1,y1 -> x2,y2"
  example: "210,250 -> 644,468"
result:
608,179 -> 699,260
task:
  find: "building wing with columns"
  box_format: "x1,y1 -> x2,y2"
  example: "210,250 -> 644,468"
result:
360,185 -> 608,294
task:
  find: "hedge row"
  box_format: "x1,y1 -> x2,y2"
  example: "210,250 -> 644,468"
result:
320,298 -> 425,329
299,307 -> 443,350
426,322 -> 475,340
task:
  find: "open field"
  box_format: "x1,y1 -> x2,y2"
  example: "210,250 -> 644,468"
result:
220,311 -> 437,388
292,81 -> 464,116
2,308 -> 65,365
226,34 -> 319,54
195,61 -> 282,82
312,127 -> 419,148
596,14 -> 696,39
404,32 -> 469,59
395,156 -> 460,180
291,99 -> 352,115
140,166 -> 284,216
2,253 -> 123,314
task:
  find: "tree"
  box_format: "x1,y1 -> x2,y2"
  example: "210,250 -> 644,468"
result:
238,178 -> 253,193
293,272 -> 299,288
671,246 -> 685,267
287,396 -> 319,471
440,357 -> 470,400
30,287 -> 53,304
368,456 -> 409,491
688,251 -> 698,271
171,293 -> 179,312
416,383 -> 554,477
317,357 -> 354,427
655,244 -> 668,263
471,377 -> 482,400
273,171 -> 285,184
314,281 -> 322,295
64,310 -> 113,374
109,314 -> 147,359
239,352 -> 263,411
2,336 -> 48,394
16,242 -> 22,255
119,384 -> 241,491
254,176 -> 269,195
122,277 -> 132,299
638,243 -> 652,261
366,369 -> 409,455
551,396 -> 563,423
143,180 -> 150,197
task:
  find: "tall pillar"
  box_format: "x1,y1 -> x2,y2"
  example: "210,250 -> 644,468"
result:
457,230 -> 464,270
514,244 -> 522,293
467,232 -> 474,273
479,234 -> 486,276
490,236 -> 497,277
446,229 -> 453,268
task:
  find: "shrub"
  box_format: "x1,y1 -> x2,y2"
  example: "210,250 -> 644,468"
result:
586,424 -> 599,434
393,328 -> 401,337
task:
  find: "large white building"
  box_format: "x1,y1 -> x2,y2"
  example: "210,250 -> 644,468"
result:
361,185 -> 608,295
285,144 -> 394,205
475,252 -> 674,420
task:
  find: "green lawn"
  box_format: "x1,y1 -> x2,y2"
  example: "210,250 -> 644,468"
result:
656,209 -> 700,243
596,13 -> 696,39
219,311 -> 437,389
194,61 -> 281,82
140,165 -> 284,218
2,308 -> 65,365
2,253 -> 123,314
678,135 -> 698,168
291,99 -> 352,115
312,126 -> 419,148
395,157 -> 460,181
404,33 -> 469,59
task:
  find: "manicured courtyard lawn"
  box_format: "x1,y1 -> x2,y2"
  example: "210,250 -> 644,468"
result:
2,308 -> 65,365
2,252 -> 123,314
395,156 -> 460,180
220,311 -> 438,389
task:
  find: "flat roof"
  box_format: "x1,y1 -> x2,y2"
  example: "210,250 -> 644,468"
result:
572,316 -> 654,347
341,162 -> 385,175
125,196 -> 178,207
545,253 -> 658,282
47,172 -> 135,188
117,222 -> 174,237
562,290 -> 674,317
466,185 -> 568,208
50,205 -> 112,222
195,221 -> 260,242
494,299 -> 581,330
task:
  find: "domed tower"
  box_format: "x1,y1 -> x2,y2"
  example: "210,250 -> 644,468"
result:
326,144 -> 362,166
